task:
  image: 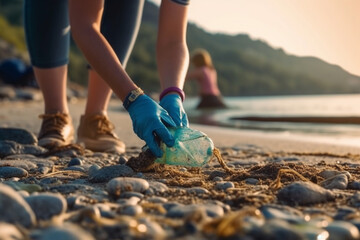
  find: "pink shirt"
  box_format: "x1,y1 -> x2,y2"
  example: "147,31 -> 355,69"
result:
189,66 -> 221,96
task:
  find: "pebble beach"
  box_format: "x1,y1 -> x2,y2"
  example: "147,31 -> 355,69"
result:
1,88 -> 360,239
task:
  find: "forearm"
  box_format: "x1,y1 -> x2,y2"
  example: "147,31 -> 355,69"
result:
157,41 -> 189,89
156,0 -> 189,91
69,2 -> 137,101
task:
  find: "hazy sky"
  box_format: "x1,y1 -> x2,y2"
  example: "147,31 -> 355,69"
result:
150,0 -> 360,76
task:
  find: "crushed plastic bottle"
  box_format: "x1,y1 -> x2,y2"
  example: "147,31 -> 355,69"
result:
155,127 -> 214,167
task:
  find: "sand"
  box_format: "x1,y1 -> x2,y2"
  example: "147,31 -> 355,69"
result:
1,98 -> 360,155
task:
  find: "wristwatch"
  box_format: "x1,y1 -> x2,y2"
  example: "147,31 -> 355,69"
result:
123,87 -> 144,110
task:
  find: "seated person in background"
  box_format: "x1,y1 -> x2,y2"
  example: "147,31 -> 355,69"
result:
186,49 -> 227,109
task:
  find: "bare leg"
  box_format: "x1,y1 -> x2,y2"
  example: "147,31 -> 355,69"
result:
85,69 -> 112,116
34,65 -> 69,114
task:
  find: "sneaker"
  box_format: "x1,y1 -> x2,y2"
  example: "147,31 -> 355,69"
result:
38,113 -> 74,148
77,114 -> 125,154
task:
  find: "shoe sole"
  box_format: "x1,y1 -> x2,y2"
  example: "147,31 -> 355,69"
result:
77,137 -> 126,154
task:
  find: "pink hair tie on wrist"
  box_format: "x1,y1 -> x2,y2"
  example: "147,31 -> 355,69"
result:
159,87 -> 185,102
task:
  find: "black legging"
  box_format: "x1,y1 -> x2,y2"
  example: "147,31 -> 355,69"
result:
24,0 -> 145,68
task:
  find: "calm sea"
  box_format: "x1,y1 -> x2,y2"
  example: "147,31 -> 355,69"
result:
183,94 -> 360,147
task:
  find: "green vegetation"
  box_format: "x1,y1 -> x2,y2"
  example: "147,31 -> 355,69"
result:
1,0 -> 359,96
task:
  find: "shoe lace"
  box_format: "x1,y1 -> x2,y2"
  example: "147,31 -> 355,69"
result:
93,115 -> 115,135
38,113 -> 69,138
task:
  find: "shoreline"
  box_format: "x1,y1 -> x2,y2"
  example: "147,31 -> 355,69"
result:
1,98 -> 360,155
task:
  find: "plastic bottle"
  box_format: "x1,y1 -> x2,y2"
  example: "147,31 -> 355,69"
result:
155,127 -> 214,167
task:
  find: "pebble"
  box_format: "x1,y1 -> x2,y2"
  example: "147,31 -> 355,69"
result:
215,181 -> 235,191
117,196 -> 141,206
4,181 -> 42,193
119,191 -> 144,199
349,192 -> 360,207
248,219 -> 305,240
146,196 -> 168,204
325,221 -> 360,240
121,205 -> 143,216
260,204 -> 304,223
0,222 -> 24,240
166,203 -> 224,218
68,157 -> 83,167
147,181 -> 169,194
49,183 -> 95,194
36,223 -> 95,240
277,181 -> 335,205
245,178 -> 260,185
25,193 -> 67,220
0,140 -> 46,158
320,174 -> 349,190
89,164 -> 134,183
319,170 -> 351,180
0,166 -> 28,178
0,184 -> 36,227
107,177 -> 150,198
0,127 -> 38,145
186,187 -> 209,194
348,181 -> 360,190
137,217 -> 166,239
118,156 -> 128,165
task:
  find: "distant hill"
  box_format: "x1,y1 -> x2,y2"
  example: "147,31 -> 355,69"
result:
1,0 -> 360,96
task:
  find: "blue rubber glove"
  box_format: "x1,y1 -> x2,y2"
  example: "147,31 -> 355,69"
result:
127,94 -> 176,157
159,94 -> 189,127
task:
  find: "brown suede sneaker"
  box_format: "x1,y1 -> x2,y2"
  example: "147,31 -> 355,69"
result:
77,114 -> 125,154
38,113 -> 74,149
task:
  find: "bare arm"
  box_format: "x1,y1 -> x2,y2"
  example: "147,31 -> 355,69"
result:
68,0 -> 137,101
157,0 -> 189,91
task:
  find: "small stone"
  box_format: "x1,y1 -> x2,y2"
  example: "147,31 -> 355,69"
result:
147,181 -> 168,194
0,140 -> 46,158
186,187 -> 209,195
121,205 -> 143,216
320,174 -> 348,190
146,196 -> 168,204
166,203 -> 224,218
117,196 -> 141,206
0,127 -> 38,145
119,191 -> 144,199
89,165 -> 134,183
118,156 -> 128,165
0,222 -> 23,240
68,157 -> 83,167
215,181 -> 235,191
277,181 -> 335,205
350,193 -> 360,207
245,178 -> 259,185
0,184 -> 36,227
325,221 -> 359,240
213,176 -> 223,182
260,204 -> 304,223
248,219 -> 305,240
319,170 -> 351,180
37,223 -> 95,240
349,181 -> 360,190
0,166 -> 28,178
25,193 -> 67,220
107,177 -> 149,198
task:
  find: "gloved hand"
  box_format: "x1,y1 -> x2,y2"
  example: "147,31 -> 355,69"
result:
159,94 -> 189,127
127,94 -> 176,157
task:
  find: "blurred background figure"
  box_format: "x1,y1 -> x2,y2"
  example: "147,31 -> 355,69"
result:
0,58 -> 37,88
186,49 -> 227,109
